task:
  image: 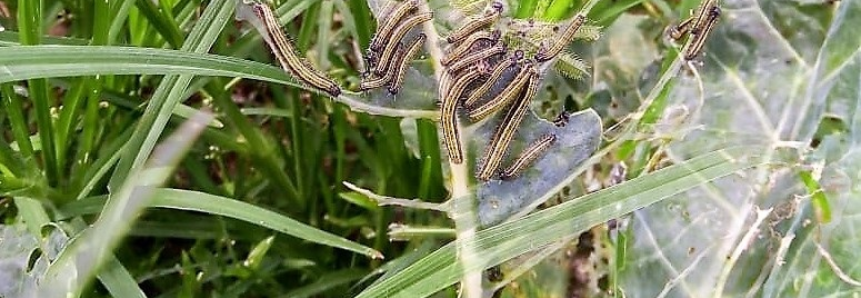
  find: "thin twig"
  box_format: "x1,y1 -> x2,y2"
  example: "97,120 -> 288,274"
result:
816,242 -> 861,287
343,181 -> 449,212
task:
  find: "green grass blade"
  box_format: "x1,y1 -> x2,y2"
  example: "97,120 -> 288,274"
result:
97,254 -> 148,298
0,45 -> 297,88
17,0 -> 59,186
204,78 -> 302,206
109,0 -> 234,191
55,187 -> 383,259
134,0 -> 185,48
240,107 -> 294,118
149,188 -> 383,258
72,127 -> 133,201
12,197 -> 51,237
355,146 -> 778,297
55,0 -> 114,176
38,111 -> 214,297
65,212 -> 148,298
1,83 -> 35,160
316,0 -> 334,69
0,45 -> 437,119
283,269 -> 368,298
342,0 -> 372,48
108,0 -> 137,43
0,31 -> 89,46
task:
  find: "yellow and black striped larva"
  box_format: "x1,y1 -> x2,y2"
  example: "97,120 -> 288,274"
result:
476,68 -> 540,181
250,2 -> 341,97
668,16 -> 694,41
446,45 -> 506,73
667,0 -> 720,60
683,4 -> 720,60
388,33 -> 427,94
372,12 -> 433,76
690,0 -> 719,35
500,133 -> 557,180
441,70 -> 483,164
466,61 -> 533,121
360,45 -> 404,91
535,13 -> 586,62
369,0 -> 418,52
438,68 -> 455,100
441,29 -> 502,66
462,50 -> 522,108
445,1 -> 504,44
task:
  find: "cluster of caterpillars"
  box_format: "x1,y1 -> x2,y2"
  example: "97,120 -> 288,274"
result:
438,2 -> 588,181
248,0 -> 433,97
248,0 -> 720,182
360,0 -> 432,94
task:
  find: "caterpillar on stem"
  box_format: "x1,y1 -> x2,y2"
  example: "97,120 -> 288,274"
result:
250,2 -> 341,97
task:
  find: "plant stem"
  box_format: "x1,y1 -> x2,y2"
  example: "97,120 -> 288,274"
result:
19,0 -> 60,186
418,1 -> 484,296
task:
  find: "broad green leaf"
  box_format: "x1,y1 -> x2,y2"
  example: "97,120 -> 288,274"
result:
355,146 -> 780,297
473,109 -> 602,226
763,0 -> 861,296
619,0 -> 861,297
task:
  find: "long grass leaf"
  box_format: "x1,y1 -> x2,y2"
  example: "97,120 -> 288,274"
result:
149,188 -> 383,258
56,188 -> 384,259
38,111 -> 214,296
109,0 -> 234,191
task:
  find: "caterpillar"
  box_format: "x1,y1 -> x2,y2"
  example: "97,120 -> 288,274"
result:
446,45 -> 506,73
683,5 -> 720,60
500,133 -> 556,180
441,71 -> 483,164
369,0 -> 418,52
440,30 -> 501,66
373,12 -> 433,76
446,1 -> 504,44
250,2 -> 341,97
476,67 -> 539,181
466,61 -> 532,121
462,53 -> 518,107
534,13 -> 586,62
388,34 -> 427,94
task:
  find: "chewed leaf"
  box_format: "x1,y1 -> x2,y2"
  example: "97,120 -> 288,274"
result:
0,225 -> 70,298
0,225 -> 40,298
470,109 -> 602,227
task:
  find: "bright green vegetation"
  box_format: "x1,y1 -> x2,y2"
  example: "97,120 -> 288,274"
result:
1,0 -> 859,297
